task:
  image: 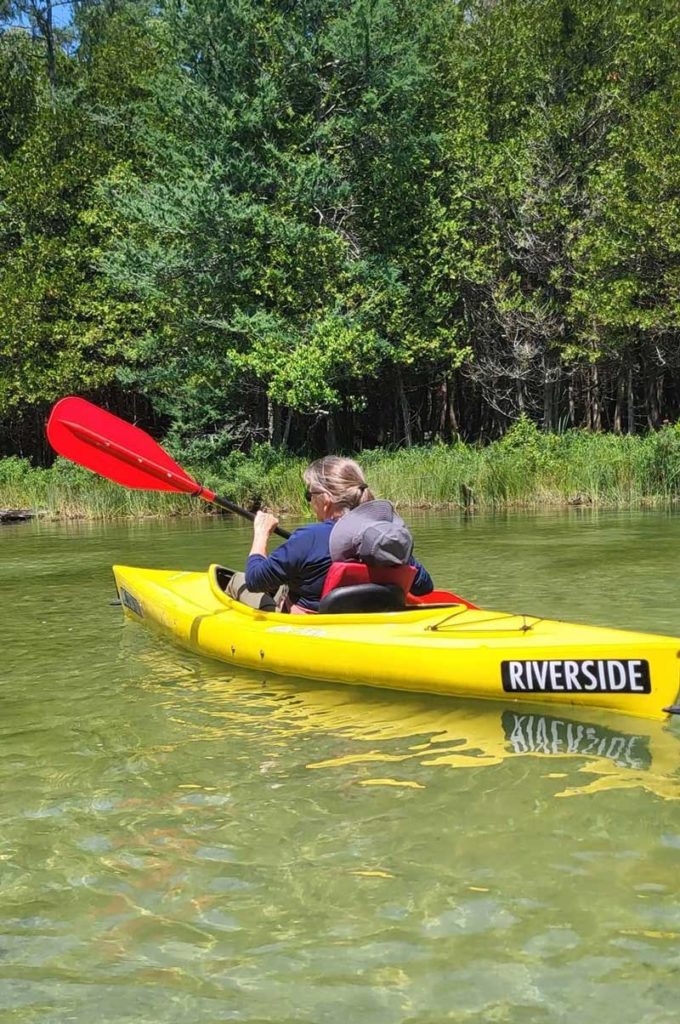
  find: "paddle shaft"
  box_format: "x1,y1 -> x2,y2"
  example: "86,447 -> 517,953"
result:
62,419 -> 291,539
210,493 -> 291,539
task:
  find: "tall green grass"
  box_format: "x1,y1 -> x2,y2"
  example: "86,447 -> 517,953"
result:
0,456 -> 191,518
3,418 -> 680,519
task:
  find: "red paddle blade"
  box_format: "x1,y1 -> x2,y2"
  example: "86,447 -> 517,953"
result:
47,397 -> 201,494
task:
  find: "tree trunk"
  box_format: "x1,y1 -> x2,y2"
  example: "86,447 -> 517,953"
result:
613,372 -> 625,434
646,369 -> 661,429
396,372 -> 412,446
282,409 -> 293,448
33,1 -> 58,91
447,376 -> 459,438
436,380 -> 447,440
590,362 -> 602,431
45,1 -> 57,90
267,398 -> 281,445
414,397 -> 423,443
543,350 -> 560,432
325,414 -> 337,451
626,367 -> 635,434
568,377 -> 576,427
424,386 -> 434,441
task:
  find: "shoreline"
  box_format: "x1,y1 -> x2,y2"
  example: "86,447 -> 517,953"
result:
4,492 -> 680,525
3,423 -> 680,520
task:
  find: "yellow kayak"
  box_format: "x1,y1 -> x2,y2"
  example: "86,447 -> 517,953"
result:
113,564 -> 680,721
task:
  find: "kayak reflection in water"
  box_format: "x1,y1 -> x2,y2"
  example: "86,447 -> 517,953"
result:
225,455 -> 434,614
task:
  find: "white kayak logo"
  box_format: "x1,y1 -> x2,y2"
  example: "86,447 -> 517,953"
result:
501,658 -> 650,694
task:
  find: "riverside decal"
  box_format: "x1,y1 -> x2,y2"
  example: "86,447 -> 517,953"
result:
501,658 -> 650,694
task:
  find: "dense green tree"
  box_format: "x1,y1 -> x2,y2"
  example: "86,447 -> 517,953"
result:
566,1 -> 680,430
101,0 -> 469,449
1,0 -> 679,459
418,0 -> 680,436
0,3 -> 162,439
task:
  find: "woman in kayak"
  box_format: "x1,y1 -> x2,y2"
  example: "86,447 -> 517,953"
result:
225,455 -> 433,613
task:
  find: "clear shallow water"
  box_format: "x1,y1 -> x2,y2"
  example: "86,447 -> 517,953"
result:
3,510 -> 680,1023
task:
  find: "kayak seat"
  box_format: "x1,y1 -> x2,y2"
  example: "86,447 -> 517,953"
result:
319,562 -> 416,614
318,583 -> 406,614
319,562 -> 473,613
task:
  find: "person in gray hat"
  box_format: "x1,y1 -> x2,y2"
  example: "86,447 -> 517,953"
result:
226,456 -> 433,612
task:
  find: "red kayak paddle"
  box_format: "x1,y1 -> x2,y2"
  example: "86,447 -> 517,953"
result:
46,396 -> 291,538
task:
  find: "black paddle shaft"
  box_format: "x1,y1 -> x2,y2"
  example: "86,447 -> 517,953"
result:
212,494 -> 291,540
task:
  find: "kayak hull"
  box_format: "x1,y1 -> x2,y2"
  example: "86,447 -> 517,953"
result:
113,564 -> 680,721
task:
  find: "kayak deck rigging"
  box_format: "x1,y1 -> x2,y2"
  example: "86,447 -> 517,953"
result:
427,610 -> 542,633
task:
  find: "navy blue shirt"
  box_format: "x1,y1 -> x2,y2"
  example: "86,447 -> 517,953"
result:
245,519 -> 433,611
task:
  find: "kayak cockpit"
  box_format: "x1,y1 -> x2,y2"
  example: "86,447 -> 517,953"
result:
210,564 -> 465,616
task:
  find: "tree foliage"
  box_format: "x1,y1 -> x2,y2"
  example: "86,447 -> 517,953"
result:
0,3 -> 161,427
1,0 -> 679,459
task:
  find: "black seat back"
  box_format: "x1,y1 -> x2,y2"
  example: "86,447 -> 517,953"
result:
318,583 -> 405,614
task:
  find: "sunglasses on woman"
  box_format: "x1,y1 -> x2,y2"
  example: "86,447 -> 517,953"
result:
304,488 -> 324,503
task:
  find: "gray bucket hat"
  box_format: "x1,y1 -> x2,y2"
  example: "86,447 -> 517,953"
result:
329,499 -> 414,567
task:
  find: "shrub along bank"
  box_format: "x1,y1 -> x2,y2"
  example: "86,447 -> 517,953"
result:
3,420 -> 680,520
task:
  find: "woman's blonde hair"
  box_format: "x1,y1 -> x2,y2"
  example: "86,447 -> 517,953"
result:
303,456 -> 374,513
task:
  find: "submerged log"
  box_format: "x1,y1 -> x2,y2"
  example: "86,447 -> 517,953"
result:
0,508 -> 35,523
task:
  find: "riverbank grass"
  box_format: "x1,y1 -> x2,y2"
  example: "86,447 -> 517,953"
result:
2,419 -> 680,519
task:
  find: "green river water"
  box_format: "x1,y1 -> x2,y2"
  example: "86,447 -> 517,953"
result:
3,510 -> 680,1023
